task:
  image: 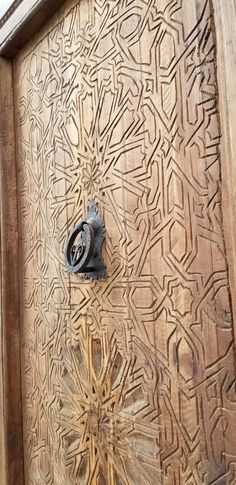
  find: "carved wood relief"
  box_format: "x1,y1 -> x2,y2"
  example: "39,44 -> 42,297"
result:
14,0 -> 236,483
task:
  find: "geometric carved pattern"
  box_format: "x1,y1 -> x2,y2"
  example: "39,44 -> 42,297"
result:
14,0 -> 236,483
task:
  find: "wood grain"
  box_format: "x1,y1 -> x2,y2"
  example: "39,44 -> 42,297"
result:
12,0 -> 236,483
213,0 -> 236,339
0,57 -> 24,485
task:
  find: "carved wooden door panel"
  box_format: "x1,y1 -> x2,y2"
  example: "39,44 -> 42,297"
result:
14,0 -> 236,484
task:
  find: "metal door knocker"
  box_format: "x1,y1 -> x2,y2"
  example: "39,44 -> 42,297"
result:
65,200 -> 107,279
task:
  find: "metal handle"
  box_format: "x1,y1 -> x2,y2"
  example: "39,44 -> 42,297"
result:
65,221 -> 95,274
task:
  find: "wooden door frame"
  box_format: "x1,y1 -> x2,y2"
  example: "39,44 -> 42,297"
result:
0,1 -> 236,484
0,0 -> 66,57
0,56 -> 21,485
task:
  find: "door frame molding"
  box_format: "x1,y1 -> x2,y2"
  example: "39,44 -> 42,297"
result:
0,1 -> 236,484
0,0 -> 65,57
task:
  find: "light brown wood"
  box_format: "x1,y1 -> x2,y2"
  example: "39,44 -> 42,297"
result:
0,57 -> 24,485
0,0 -> 235,483
213,0 -> 236,338
12,0 -> 236,483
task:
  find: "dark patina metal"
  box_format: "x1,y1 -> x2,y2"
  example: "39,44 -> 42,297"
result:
65,200 -> 107,279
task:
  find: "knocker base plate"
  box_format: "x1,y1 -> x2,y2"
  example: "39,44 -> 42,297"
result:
65,200 -> 107,280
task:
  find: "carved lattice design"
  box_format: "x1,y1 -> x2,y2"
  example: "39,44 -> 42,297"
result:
15,0 -> 236,483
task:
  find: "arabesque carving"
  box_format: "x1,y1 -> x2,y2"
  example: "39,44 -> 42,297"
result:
15,0 -> 236,483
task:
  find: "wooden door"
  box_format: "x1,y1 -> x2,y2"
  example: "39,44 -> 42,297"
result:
11,0 -> 236,483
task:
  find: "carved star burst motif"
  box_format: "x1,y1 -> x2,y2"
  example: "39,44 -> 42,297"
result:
81,157 -> 102,194
54,327 -> 161,485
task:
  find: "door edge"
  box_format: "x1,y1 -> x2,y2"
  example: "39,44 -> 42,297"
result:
0,57 -> 24,485
213,0 -> 236,341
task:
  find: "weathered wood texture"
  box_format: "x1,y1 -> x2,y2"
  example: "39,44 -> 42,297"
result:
213,0 -> 236,339
0,58 -> 24,485
13,0 -> 236,483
